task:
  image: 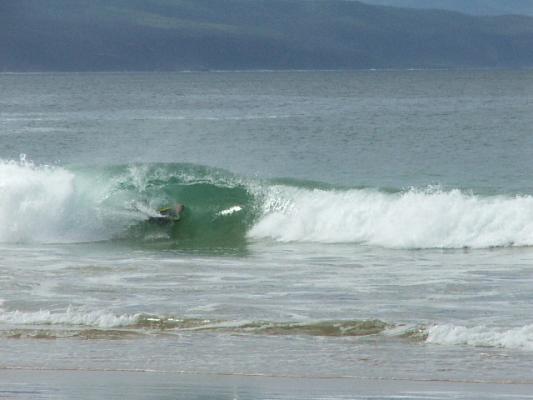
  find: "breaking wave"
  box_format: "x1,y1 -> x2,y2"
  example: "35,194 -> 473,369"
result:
251,185 -> 533,248
426,323 -> 533,351
0,306 -> 139,329
0,157 -> 255,246
0,303 -> 390,338
2,156 -> 533,249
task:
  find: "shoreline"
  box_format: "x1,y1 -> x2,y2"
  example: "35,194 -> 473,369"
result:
3,366 -> 533,385
2,369 -> 533,399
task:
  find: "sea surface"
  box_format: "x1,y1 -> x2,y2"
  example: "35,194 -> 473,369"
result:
1,70 -> 533,398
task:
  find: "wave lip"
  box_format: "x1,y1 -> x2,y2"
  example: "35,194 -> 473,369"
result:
249,186 -> 533,249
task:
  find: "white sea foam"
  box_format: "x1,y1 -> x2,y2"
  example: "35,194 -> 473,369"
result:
218,205 -> 243,216
249,185 -> 533,249
0,158 -> 142,243
0,306 -> 139,329
426,324 -> 533,351
0,157 -> 76,242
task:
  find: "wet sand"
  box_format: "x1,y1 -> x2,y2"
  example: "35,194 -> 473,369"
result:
1,369 -> 533,400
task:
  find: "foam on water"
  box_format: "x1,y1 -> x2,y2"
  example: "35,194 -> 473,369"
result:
0,157 -> 76,242
250,185 -> 533,249
0,306 -> 139,329
427,324 -> 533,351
218,205 -> 243,216
0,158 -> 142,243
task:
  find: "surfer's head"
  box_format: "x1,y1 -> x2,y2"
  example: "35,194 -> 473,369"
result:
175,204 -> 185,215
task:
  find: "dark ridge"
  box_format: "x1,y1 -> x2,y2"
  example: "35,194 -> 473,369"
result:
359,1 -> 533,17
2,0 -> 533,71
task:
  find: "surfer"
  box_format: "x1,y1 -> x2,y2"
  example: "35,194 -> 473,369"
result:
148,203 -> 185,224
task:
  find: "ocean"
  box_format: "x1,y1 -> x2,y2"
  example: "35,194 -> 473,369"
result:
1,70 -> 533,399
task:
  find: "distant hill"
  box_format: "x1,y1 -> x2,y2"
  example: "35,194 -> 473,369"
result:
359,0 -> 533,16
2,0 -> 533,71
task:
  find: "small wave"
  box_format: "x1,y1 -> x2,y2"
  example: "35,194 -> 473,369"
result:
426,324 -> 533,351
134,315 -> 219,330
3,306 -> 533,351
0,306 -> 388,338
2,328 -> 143,340
144,319 -> 390,336
229,320 -> 389,336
